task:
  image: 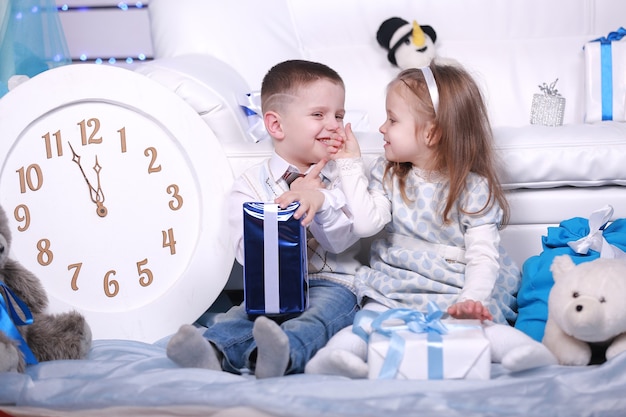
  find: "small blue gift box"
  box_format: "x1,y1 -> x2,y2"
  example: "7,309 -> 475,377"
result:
243,202 -> 308,315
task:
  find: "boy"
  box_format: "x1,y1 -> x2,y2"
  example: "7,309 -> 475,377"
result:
166,60 -> 361,378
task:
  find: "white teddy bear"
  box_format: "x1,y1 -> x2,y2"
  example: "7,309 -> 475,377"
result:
543,255 -> 626,366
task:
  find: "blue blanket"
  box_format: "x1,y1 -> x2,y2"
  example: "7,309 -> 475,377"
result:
1,338 -> 625,416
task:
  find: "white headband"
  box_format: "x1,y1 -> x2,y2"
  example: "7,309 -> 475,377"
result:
420,66 -> 439,115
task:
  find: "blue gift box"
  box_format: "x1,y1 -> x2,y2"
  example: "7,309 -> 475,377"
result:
243,202 -> 308,315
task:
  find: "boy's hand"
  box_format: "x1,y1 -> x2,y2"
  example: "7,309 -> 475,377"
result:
447,300 -> 493,322
329,123 -> 361,160
275,189 -> 325,227
276,160 -> 329,226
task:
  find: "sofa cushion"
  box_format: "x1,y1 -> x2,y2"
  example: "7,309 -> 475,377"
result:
355,122 -> 626,190
492,123 -> 626,189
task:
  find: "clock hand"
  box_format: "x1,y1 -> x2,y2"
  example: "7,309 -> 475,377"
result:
68,142 -> 108,218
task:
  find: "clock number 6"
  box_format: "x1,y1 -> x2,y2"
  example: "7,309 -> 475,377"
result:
104,270 -> 120,298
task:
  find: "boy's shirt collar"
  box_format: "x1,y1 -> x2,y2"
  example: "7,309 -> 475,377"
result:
269,152 -> 333,184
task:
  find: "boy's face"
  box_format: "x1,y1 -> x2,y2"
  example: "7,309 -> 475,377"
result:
272,79 -> 345,172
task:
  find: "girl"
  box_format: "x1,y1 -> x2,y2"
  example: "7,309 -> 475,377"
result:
305,63 -> 522,377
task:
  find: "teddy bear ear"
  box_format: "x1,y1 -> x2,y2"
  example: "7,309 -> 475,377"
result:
550,255 -> 576,281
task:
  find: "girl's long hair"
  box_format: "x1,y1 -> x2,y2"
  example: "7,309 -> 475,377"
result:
384,64 -> 509,227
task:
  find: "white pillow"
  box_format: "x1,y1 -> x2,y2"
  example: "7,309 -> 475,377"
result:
135,54 -> 252,143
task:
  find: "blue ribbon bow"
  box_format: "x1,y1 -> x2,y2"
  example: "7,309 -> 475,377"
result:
590,27 -> 626,120
354,302 -> 448,379
0,283 -> 38,365
238,91 -> 270,142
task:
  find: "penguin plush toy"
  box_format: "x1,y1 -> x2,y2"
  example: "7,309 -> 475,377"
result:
377,17 -> 437,70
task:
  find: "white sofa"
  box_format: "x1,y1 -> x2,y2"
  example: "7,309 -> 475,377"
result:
139,0 -> 626,283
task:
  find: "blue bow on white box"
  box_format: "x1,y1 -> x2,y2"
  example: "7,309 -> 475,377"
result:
354,302 -> 448,379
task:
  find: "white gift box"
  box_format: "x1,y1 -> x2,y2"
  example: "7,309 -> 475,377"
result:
368,319 -> 491,380
584,28 -> 626,123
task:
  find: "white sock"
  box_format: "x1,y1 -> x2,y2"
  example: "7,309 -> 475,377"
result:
166,324 -> 221,370
501,344 -> 558,372
305,348 -> 369,378
252,316 -> 290,379
484,323 -> 557,371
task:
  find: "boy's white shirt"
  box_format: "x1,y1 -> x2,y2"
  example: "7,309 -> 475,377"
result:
228,152 -> 361,282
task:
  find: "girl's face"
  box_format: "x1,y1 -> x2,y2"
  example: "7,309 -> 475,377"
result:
273,79 -> 345,173
379,82 -> 435,170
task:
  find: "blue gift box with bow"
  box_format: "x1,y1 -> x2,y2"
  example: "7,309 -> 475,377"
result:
242,202 -> 308,315
515,205 -> 626,341
584,27 -> 626,122
355,303 -> 490,380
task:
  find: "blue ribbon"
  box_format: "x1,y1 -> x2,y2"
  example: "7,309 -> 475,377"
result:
591,27 -> 626,121
238,91 -> 270,142
0,283 -> 38,365
354,302 -> 448,379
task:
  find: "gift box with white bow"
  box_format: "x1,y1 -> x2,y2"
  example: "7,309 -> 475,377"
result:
584,27 -> 626,123
243,202 -> 308,315
357,305 -> 491,380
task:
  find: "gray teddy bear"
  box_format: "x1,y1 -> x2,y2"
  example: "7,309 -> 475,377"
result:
0,204 -> 92,372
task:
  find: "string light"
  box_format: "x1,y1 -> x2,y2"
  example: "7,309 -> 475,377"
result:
56,3 -> 151,66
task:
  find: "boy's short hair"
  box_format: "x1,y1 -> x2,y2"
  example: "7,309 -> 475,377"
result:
261,60 -> 344,113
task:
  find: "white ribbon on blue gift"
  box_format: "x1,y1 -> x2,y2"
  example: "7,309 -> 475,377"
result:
567,204 -> 626,260
263,204 -> 281,314
354,302 -> 448,379
239,91 -> 270,143
0,283 -> 38,365
590,27 -> 626,121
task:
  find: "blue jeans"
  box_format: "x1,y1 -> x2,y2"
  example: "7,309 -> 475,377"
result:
203,279 -> 358,375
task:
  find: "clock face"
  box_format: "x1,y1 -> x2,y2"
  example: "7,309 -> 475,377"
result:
0,64 -> 235,342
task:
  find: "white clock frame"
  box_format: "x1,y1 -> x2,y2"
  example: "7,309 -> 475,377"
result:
0,64 -> 235,343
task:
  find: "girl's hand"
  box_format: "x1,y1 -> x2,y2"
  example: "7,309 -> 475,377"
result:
447,300 -> 493,322
329,123 -> 361,160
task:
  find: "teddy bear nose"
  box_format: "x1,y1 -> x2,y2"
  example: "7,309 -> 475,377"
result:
576,305 -> 583,312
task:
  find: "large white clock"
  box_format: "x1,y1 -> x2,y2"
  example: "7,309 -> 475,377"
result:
0,64 -> 235,343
